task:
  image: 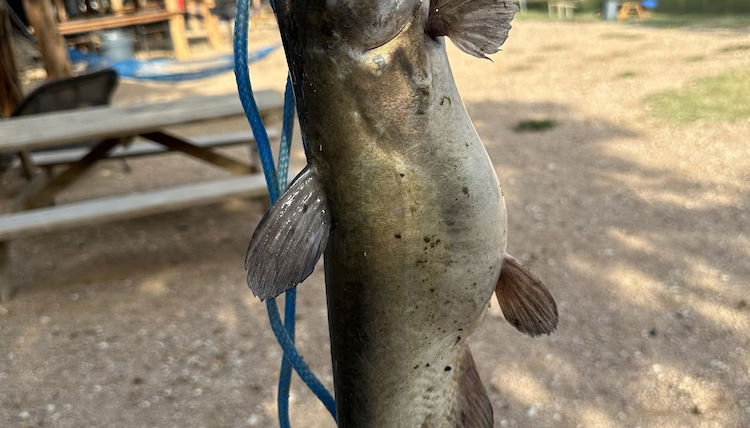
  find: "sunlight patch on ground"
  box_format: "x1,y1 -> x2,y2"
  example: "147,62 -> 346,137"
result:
491,366 -> 552,405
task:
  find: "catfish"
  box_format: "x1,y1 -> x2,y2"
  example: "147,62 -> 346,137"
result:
245,1 -> 558,426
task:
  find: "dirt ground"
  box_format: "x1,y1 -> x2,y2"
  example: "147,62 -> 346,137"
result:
1,17 -> 749,428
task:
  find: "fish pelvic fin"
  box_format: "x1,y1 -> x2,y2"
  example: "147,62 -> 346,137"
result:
244,165 -> 330,301
426,0 -> 517,59
495,255 -> 558,337
456,345 -> 494,428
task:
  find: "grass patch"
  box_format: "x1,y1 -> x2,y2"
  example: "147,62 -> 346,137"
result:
513,119 -> 558,132
618,71 -> 638,78
718,43 -> 750,53
630,13 -> 750,29
645,68 -> 750,122
508,64 -> 534,72
600,32 -> 644,40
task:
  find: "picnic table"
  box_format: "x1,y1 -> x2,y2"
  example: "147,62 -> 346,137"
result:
0,90 -> 283,300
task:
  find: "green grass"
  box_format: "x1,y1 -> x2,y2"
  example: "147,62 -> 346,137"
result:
645,69 -> 750,122
629,13 -> 750,29
718,43 -> 750,53
618,71 -> 638,78
513,119 -> 558,132
685,55 -> 706,62
600,32 -> 645,40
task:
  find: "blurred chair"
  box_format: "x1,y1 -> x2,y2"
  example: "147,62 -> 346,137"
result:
3,68 -> 119,177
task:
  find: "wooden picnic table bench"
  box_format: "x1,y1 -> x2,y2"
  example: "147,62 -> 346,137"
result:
0,90 -> 283,300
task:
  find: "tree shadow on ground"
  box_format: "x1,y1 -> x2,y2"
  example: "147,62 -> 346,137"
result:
467,100 -> 749,427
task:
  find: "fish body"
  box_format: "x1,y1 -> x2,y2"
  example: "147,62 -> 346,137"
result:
246,1 -> 558,426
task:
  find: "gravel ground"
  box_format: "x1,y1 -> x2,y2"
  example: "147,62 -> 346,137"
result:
1,19 -> 749,428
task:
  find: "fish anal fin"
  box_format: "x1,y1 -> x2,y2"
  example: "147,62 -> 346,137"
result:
244,166 -> 331,301
495,255 -> 558,337
427,0 -> 517,59
456,346 -> 493,428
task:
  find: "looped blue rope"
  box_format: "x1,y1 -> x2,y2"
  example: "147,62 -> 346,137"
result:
233,0 -> 337,426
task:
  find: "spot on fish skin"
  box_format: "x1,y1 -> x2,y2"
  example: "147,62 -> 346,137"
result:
425,363 -> 430,367
429,288 -> 435,292
414,364 -> 419,369
462,186 -> 470,197
424,236 -> 431,243
394,233 -> 402,239
455,336 -> 461,344
399,173 -> 405,177
440,96 -> 452,106
444,366 -> 452,372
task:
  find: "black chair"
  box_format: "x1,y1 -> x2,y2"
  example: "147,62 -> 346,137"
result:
2,69 -> 119,174
11,68 -> 118,117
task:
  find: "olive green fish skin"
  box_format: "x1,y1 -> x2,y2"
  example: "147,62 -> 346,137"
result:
275,1 -> 507,425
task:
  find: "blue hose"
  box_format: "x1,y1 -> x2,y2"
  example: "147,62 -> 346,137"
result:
233,0 -> 337,425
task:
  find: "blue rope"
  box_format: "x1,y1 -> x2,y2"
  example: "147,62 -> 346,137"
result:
276,75 -> 296,428
233,0 -> 337,425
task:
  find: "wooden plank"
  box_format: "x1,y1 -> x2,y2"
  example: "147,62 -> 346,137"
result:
57,10 -> 176,35
22,0 -> 72,78
18,130 -> 274,167
140,131 -> 254,174
0,0 -> 23,117
165,0 -> 190,59
0,174 -> 268,239
0,90 -> 283,152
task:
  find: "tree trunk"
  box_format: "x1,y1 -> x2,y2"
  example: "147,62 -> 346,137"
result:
22,0 -> 72,79
0,0 -> 23,116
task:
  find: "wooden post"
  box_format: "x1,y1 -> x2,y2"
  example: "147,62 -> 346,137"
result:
199,0 -> 223,50
165,0 -> 190,59
22,0 -> 72,79
52,0 -> 67,22
110,0 -> 124,15
0,0 -> 23,117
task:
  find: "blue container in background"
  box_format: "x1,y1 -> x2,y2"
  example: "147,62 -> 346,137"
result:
641,0 -> 658,9
100,30 -> 134,62
603,0 -> 619,20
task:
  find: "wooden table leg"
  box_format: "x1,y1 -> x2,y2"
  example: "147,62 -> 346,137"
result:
21,138 -> 122,209
0,241 -> 13,302
140,131 -> 254,175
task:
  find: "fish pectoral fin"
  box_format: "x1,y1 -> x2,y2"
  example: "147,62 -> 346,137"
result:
244,165 -> 331,301
426,0 -> 517,59
456,346 -> 493,428
495,255 -> 559,337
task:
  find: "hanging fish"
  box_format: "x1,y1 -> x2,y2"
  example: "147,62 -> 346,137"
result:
245,1 -> 558,426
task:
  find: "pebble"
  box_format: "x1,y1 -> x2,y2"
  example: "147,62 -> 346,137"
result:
526,405 -> 539,418
552,412 -> 562,422
46,404 -> 56,413
193,388 -> 203,397
246,414 -> 261,426
18,411 -> 30,420
40,315 -> 51,324
500,420 -> 509,427
98,341 -> 109,350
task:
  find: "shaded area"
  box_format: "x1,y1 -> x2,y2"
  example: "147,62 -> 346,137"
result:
466,100 -> 750,426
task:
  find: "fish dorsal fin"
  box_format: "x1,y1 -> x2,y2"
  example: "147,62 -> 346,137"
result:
495,255 -> 558,337
245,166 -> 331,301
426,0 -> 516,59
456,346 -> 493,427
